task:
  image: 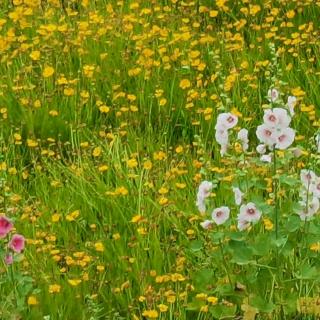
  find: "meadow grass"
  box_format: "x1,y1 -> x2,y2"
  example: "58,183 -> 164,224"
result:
0,0 -> 319,319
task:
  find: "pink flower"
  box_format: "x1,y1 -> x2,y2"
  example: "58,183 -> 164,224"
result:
238,203 -> 261,223
200,220 -> 213,230
256,124 -> 277,147
237,218 -> 250,231
4,254 -> 13,265
0,216 -> 13,238
287,96 -> 297,116
237,128 -> 249,151
274,127 -> 295,150
312,177 -> 320,198
9,234 -> 25,253
211,206 -> 230,225
216,113 -> 238,130
215,125 -> 229,145
196,181 -> 213,213
298,197 -> 320,221
256,144 -> 266,154
267,88 -> 279,102
300,169 -> 316,189
263,108 -> 291,129
232,187 -> 244,205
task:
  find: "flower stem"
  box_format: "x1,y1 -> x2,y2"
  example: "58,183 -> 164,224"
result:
273,147 -> 279,239
219,239 -> 233,289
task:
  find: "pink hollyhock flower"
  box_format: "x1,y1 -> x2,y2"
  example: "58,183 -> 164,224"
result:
216,113 -> 238,130
4,253 -> 13,265
232,187 -> 244,205
300,169 -> 316,189
237,128 -> 249,151
0,216 -> 13,238
274,127 -> 295,150
215,125 -> 229,145
237,218 -> 250,231
263,108 -> 291,129
256,144 -> 266,154
256,124 -> 277,147
238,203 -> 261,223
196,181 -> 213,213
200,220 -> 213,230
260,154 -> 272,163
267,88 -> 279,102
9,234 -> 25,253
212,206 -> 230,225
312,177 -> 320,198
287,96 -> 297,116
298,197 -> 320,221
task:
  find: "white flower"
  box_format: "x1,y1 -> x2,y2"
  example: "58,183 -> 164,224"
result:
215,113 -> 238,130
237,128 -> 249,151
220,144 -> 228,156
232,187 -> 244,205
256,144 -> 266,154
238,202 -> 261,223
260,154 -> 272,163
287,96 -> 297,116
212,206 -> 230,225
256,124 -> 277,147
316,133 -> 320,153
300,169 -> 316,189
267,88 -> 279,102
263,108 -> 291,129
298,197 -> 320,221
215,125 -> 229,145
200,220 -> 213,230
196,181 -> 213,213
274,127 -> 295,150
311,177 -> 320,198
237,218 -> 250,231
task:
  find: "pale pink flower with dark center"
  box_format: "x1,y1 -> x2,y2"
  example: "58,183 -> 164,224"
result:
238,203 -> 261,223
212,206 -> 230,225
256,124 -> 276,146
274,127 -> 295,150
267,88 -> 279,102
216,113 -> 238,130
9,234 -> 25,253
200,220 -> 213,230
311,177 -> 320,198
300,169 -> 316,189
237,128 -> 249,151
0,216 -> 13,238
263,108 -> 291,129
215,125 -> 229,145
298,197 -> 320,221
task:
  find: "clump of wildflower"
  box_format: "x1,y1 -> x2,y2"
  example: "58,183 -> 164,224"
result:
237,203 -> 262,230
298,169 -> 320,221
196,181 -> 213,213
215,113 -> 238,156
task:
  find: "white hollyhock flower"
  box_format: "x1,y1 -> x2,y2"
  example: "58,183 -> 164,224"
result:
267,88 -> 279,102
238,202 -> 262,222
196,181 -> 213,213
300,169 -> 316,189
215,125 -> 229,145
256,144 -> 266,154
237,128 -> 249,151
212,206 -> 230,225
215,113 -> 238,130
260,154 -> 272,163
200,220 -> 213,230
237,218 -> 250,231
263,108 -> 291,129
232,187 -> 244,205
298,197 -> 320,221
287,96 -> 297,116
274,127 -> 295,150
256,124 -> 277,147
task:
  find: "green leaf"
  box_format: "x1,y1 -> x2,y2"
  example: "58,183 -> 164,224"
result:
189,240 -> 203,252
296,264 -> 318,280
210,231 -> 224,244
251,296 -> 275,313
209,304 -> 237,318
229,240 -> 254,265
285,215 -> 301,232
193,269 -> 215,291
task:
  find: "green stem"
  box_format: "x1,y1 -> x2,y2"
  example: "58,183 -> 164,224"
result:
219,239 -> 233,289
273,147 -> 278,239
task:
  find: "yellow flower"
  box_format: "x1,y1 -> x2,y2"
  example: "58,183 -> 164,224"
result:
28,296 -> 39,305
127,158 -> 138,168
143,160 -> 153,170
131,215 -> 143,223
68,279 -> 82,286
51,213 -> 61,222
66,210 -> 80,222
158,304 -> 168,312
27,139 -> 38,147
49,284 -> 61,294
30,50 -> 40,61
142,310 -> 158,319
310,243 -> 320,252
263,218 -> 273,231
179,79 -> 191,90
209,10 -> 218,17
92,147 -> 102,157
286,10 -> 295,19
207,296 -> 218,304
43,66 -> 55,78
94,242 -> 105,252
